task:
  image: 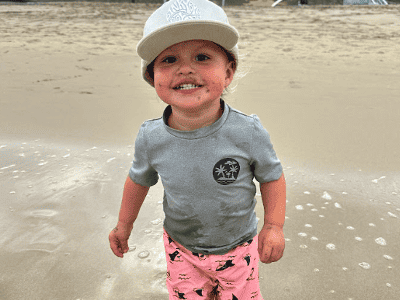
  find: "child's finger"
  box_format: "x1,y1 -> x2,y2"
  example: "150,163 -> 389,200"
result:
269,246 -> 281,263
269,242 -> 285,263
111,243 -> 123,257
121,241 -> 129,253
112,244 -> 123,257
260,244 -> 273,264
257,238 -> 263,259
109,234 -> 123,257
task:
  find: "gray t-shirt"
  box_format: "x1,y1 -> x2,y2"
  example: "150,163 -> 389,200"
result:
129,100 -> 282,255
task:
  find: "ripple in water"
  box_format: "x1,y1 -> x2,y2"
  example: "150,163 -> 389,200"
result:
30,209 -> 58,217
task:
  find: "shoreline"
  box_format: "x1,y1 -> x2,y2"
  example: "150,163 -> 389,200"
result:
2,2 -> 399,172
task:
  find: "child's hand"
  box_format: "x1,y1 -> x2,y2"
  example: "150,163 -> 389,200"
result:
258,224 -> 285,264
108,223 -> 132,258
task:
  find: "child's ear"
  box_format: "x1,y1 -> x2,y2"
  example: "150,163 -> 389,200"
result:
225,61 -> 235,87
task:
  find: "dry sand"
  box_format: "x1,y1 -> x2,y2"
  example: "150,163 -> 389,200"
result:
1,1 -> 400,300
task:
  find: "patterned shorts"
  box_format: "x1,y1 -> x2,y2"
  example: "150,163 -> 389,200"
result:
163,228 -> 264,300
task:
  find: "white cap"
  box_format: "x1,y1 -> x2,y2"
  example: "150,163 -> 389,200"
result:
136,0 -> 239,87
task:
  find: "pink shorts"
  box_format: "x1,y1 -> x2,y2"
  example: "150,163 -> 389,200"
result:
163,228 -> 264,300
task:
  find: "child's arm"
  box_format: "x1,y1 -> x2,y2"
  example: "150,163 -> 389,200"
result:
258,173 -> 286,264
118,175 -> 150,226
260,173 -> 286,227
109,176 -> 150,258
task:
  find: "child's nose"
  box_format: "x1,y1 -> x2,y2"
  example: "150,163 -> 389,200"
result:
177,60 -> 196,74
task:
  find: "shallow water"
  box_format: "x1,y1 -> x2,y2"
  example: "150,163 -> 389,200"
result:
0,138 -> 169,299
1,138 -> 399,299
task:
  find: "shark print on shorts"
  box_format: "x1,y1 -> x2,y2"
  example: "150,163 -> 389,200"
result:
163,228 -> 264,300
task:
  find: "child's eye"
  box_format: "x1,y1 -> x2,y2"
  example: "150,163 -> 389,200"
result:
196,54 -> 210,62
161,54 -> 210,64
162,56 -> 177,64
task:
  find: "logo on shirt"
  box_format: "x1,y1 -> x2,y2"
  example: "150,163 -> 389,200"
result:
213,158 -> 240,185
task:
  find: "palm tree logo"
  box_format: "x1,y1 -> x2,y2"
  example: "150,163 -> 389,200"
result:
213,158 -> 240,185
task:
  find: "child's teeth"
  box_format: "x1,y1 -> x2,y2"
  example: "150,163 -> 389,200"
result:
177,84 -> 200,90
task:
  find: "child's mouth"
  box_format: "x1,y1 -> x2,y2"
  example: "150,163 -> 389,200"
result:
173,84 -> 203,94
173,84 -> 203,90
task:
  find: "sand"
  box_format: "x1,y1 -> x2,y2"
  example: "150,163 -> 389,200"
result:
1,1 -> 399,299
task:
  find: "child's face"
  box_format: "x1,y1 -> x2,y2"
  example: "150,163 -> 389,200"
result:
152,39 -> 234,112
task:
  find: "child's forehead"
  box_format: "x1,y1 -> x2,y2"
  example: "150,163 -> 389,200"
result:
161,39 -> 220,53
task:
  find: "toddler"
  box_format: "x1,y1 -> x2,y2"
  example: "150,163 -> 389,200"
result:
109,0 -> 286,299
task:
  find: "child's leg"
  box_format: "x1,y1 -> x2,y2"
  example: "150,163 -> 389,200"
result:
210,235 -> 264,300
163,228 -> 217,299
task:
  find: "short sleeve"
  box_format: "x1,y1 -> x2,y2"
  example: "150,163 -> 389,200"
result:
128,123 -> 159,187
250,115 -> 283,183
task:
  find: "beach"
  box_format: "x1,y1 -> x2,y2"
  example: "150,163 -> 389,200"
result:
1,1 -> 399,299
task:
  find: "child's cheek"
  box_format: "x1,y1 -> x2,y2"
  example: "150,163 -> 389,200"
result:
154,74 -> 169,91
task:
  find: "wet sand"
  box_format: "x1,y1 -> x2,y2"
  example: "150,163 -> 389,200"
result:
1,2 -> 400,299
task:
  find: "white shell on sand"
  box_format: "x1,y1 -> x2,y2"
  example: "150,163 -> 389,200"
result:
138,250 -> 150,259
359,262 -> 371,270
375,237 -> 387,246
322,191 -> 332,200
326,244 -> 336,250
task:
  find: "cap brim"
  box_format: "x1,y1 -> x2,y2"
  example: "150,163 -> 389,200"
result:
136,21 -> 239,63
